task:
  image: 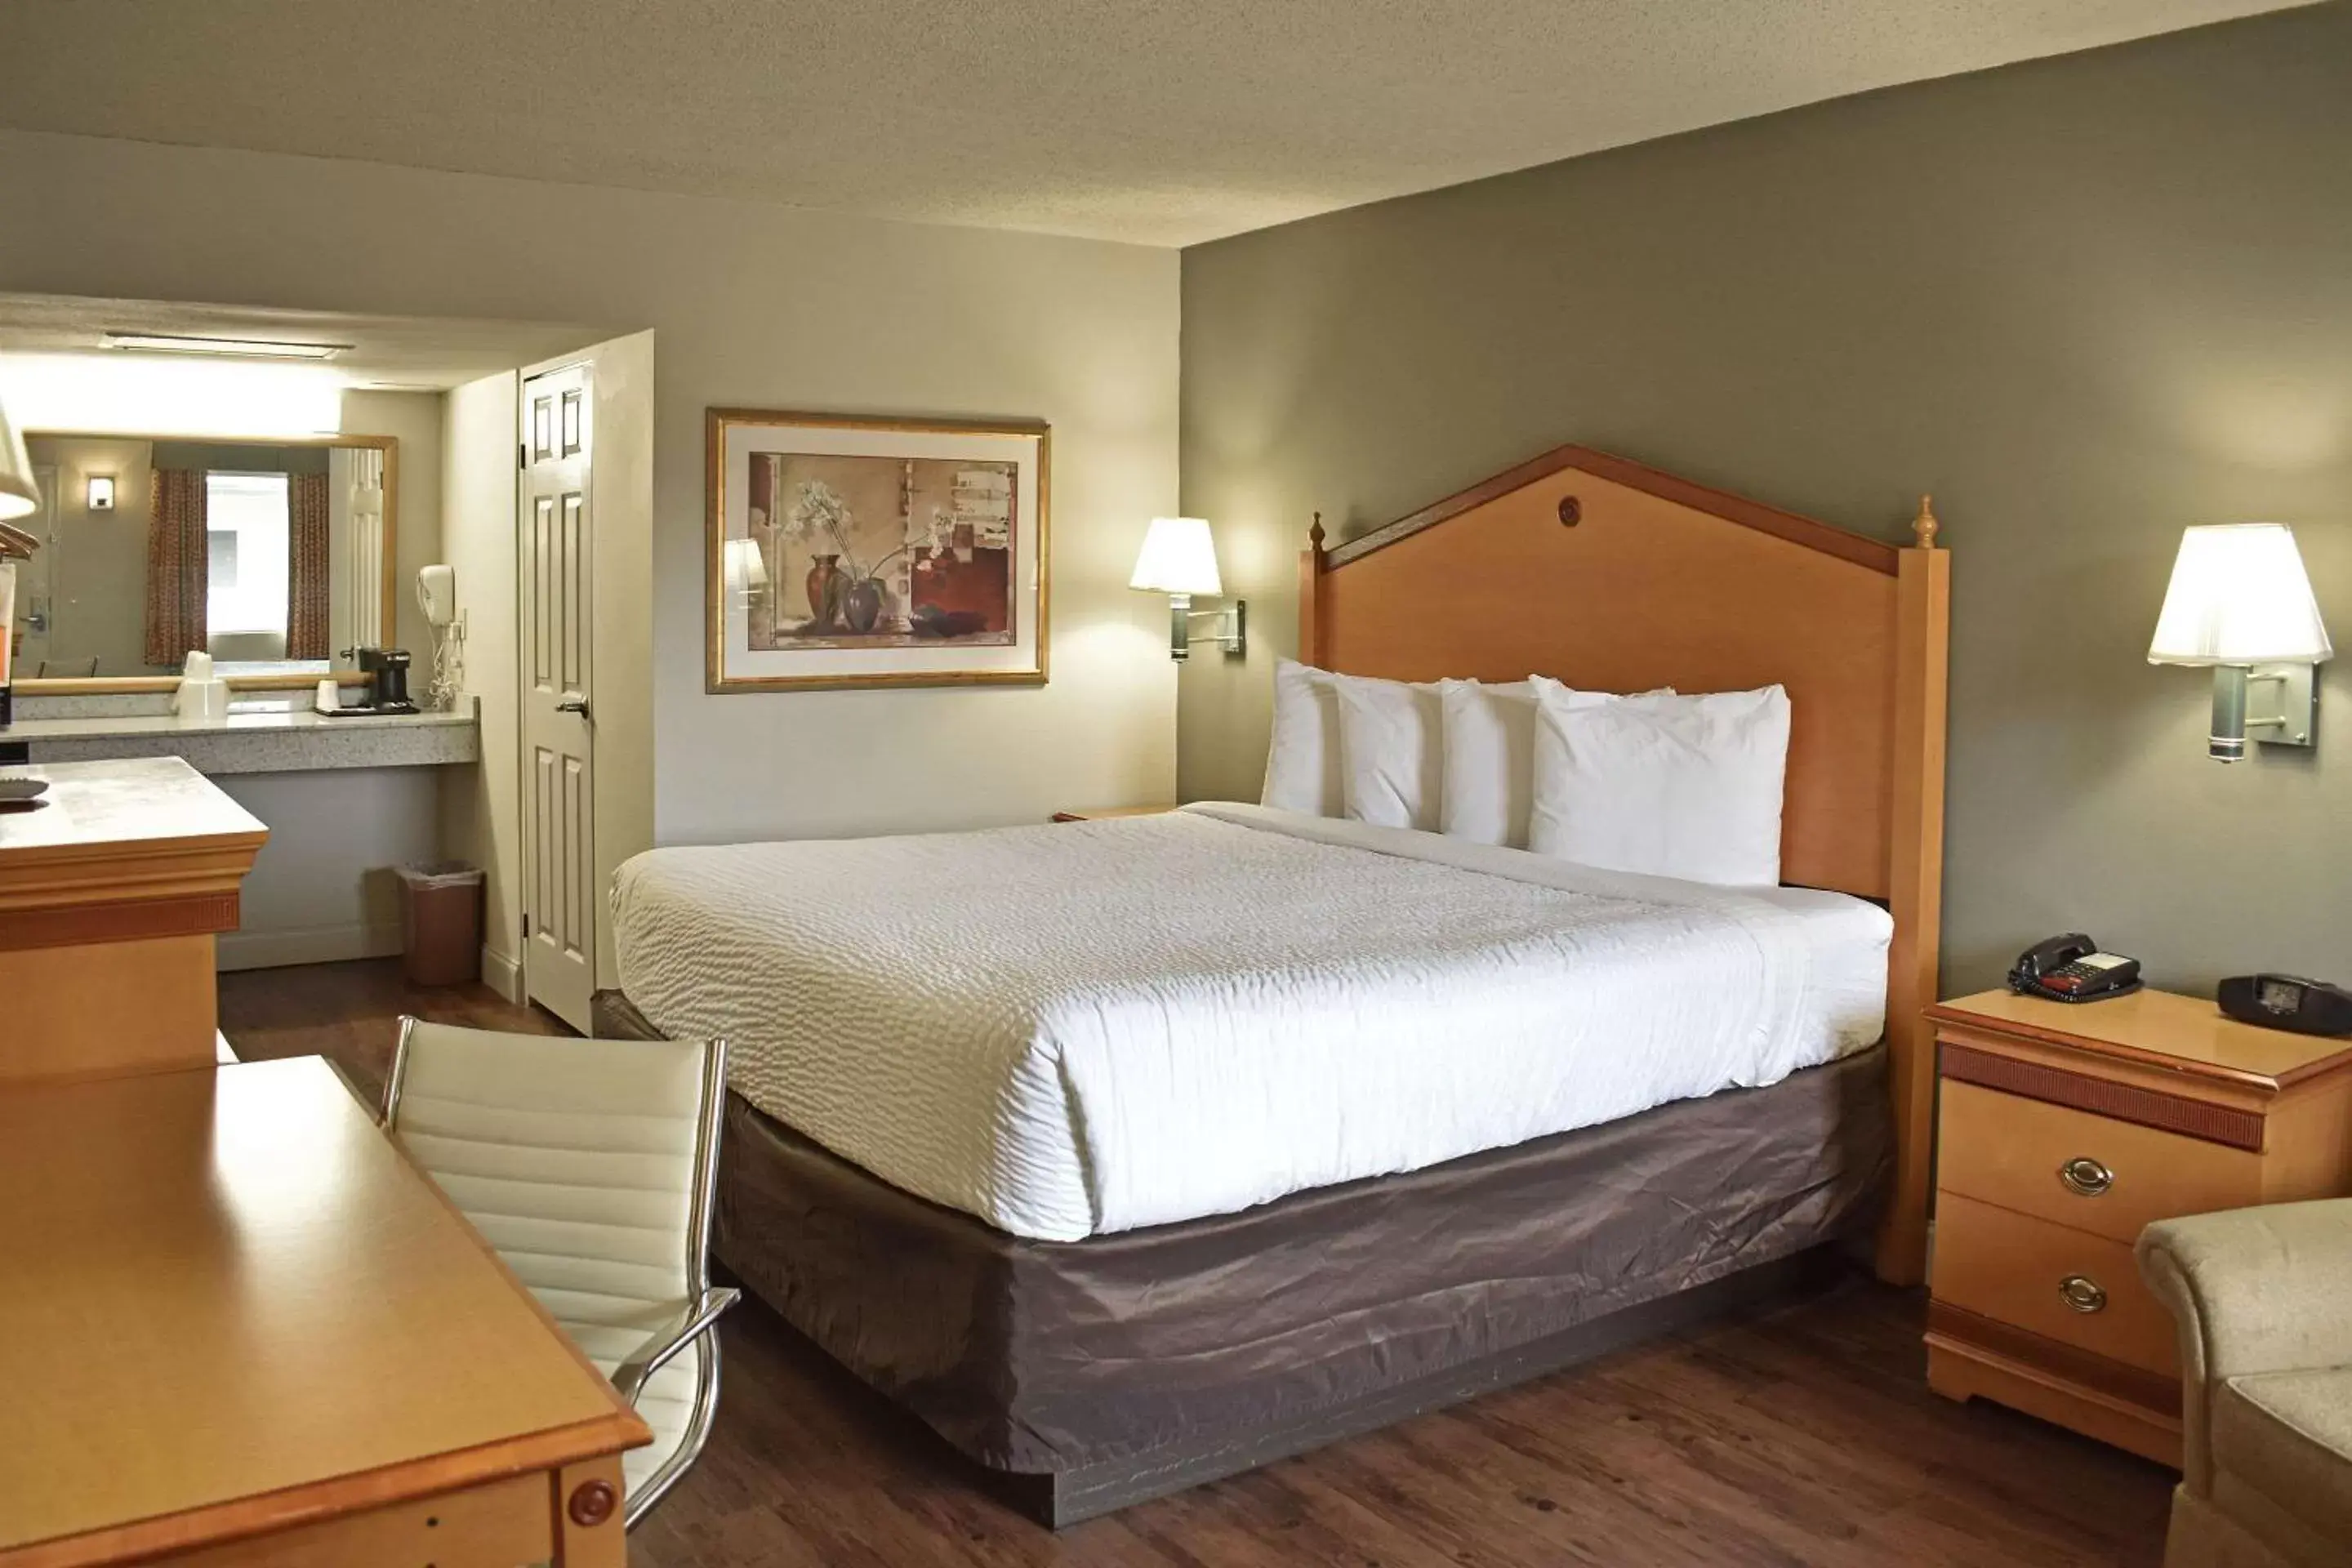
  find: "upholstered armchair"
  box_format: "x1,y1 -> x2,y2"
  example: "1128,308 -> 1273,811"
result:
2138,1200 -> 2352,1568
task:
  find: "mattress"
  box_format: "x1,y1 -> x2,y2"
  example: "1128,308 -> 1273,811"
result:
611,803 -> 1892,1241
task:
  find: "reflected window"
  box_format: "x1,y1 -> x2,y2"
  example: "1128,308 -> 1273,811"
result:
205,472 -> 291,636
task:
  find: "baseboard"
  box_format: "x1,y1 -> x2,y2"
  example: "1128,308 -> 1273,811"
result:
216,921 -> 403,971
481,946 -> 522,1001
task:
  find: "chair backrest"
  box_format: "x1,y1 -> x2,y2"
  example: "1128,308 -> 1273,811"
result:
383,1021 -> 727,1333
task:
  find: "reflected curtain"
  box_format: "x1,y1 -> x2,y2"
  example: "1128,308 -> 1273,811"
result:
144,468 -> 207,666
287,470 -> 331,660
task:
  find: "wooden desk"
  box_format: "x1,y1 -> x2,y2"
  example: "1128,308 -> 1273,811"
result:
0,757 -> 265,1084
0,1056 -> 649,1566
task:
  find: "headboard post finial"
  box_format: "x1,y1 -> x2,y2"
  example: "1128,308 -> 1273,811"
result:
1308,512 -> 1325,554
1911,496 -> 1940,550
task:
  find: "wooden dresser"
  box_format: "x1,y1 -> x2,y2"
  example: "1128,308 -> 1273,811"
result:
0,757 -> 264,1083
1924,988 -> 2352,1466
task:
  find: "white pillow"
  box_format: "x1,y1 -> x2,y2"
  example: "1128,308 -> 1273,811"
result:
1261,659 -> 1344,816
1529,685 -> 1790,887
1331,672 -> 1446,830
1439,678 -> 1674,849
1434,679 -> 1539,846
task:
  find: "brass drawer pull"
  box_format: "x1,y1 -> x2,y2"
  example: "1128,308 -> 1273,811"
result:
2058,1156 -> 2114,1197
2059,1275 -> 2108,1314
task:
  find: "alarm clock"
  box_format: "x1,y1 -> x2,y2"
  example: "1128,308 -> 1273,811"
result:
2217,974 -> 2352,1037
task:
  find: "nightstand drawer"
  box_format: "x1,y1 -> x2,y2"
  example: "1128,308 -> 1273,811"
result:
1937,1080 -> 2262,1245
1933,1193 -> 2180,1376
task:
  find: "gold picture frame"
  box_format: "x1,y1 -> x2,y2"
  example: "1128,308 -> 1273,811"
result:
705,408 -> 1049,693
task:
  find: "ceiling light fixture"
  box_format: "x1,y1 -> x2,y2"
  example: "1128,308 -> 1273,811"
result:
0,352 -> 345,438
101,332 -> 352,361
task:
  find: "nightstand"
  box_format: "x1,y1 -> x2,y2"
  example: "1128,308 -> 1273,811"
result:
1923,988 -> 2352,1467
1049,804 -> 1178,822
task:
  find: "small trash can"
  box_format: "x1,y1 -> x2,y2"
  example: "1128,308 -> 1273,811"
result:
396,862 -> 484,987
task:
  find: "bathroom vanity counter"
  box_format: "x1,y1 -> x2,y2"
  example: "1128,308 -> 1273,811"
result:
0,701 -> 479,774
1,698 -> 483,971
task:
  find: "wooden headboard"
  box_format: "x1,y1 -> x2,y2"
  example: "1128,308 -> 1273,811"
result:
1300,444 -> 1949,1285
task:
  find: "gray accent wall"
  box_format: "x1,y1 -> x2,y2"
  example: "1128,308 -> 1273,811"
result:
1178,4 -> 2352,996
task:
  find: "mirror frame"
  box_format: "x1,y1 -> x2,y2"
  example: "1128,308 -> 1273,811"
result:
14,433 -> 399,693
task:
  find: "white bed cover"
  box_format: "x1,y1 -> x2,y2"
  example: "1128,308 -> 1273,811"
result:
612,804 -> 1891,1241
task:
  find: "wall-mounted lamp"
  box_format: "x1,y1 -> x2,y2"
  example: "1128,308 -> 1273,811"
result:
2148,523 -> 2332,761
1130,516 -> 1245,661
86,474 -> 115,511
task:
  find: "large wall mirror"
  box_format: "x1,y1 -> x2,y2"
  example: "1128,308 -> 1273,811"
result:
15,431 -> 395,690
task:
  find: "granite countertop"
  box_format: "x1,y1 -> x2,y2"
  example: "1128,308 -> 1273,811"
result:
0,700 -> 482,776
1,705 -> 477,743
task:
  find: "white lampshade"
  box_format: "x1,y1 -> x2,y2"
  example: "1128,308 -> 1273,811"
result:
0,390 -> 37,522
1130,516 -> 1222,597
2148,523 -> 2332,666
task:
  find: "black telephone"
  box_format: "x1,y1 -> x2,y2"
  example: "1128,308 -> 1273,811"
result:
2009,934 -> 2143,1004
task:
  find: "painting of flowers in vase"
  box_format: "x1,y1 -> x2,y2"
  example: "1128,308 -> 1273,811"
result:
706,411 -> 1047,691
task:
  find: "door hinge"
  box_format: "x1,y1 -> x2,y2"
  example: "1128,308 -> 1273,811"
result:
521,912 -> 531,939
518,442 -> 528,470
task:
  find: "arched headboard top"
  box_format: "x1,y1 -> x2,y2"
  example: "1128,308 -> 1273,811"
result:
1298,442 -> 1949,1285
1321,443 -> 1903,575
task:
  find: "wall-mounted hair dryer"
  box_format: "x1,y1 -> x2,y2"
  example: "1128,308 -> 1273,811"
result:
417,563 -> 457,629
416,564 -> 460,709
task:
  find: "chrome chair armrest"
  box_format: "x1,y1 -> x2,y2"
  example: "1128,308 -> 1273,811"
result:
610,1285 -> 742,1406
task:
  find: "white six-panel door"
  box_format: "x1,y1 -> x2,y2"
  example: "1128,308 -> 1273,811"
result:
519,365 -> 596,1031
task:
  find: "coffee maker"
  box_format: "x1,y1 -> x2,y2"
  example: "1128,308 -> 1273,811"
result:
330,647 -> 417,715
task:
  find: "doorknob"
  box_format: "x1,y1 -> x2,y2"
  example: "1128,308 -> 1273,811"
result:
555,696 -> 590,716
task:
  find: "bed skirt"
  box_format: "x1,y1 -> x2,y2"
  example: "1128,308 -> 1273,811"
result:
593,990 -> 1890,1525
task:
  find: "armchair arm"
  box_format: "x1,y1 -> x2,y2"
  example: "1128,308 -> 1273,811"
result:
610,1285 -> 742,1406
2137,1199 -> 2352,1491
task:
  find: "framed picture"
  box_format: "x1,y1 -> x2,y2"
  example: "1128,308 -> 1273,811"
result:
705,408 -> 1049,691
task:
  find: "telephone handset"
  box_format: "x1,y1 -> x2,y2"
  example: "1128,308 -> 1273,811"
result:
2009,933 -> 2143,1004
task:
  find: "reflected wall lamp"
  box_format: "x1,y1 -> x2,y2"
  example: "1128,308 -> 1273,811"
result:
721,537 -> 769,601
86,474 -> 115,511
1131,516 -> 1245,661
2148,523 -> 2332,761
0,389 -> 35,522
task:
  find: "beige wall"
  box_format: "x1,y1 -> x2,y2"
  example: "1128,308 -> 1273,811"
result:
438,369 -> 523,993
0,130 -> 1182,871
1178,4 -> 2352,996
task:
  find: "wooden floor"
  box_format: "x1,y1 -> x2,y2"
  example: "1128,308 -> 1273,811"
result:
221,960 -> 2180,1568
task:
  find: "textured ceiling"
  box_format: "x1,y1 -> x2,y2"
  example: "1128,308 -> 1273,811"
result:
0,0 -> 2311,246
0,294 -> 602,390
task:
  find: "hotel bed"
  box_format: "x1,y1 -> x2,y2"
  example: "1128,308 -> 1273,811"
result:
604,443 -> 1949,1523
614,804 -> 1893,1240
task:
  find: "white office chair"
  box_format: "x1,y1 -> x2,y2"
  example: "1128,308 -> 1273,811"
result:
382,1018 -> 739,1527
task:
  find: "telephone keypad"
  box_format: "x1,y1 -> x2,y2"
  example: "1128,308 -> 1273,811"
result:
2043,956 -> 2128,993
